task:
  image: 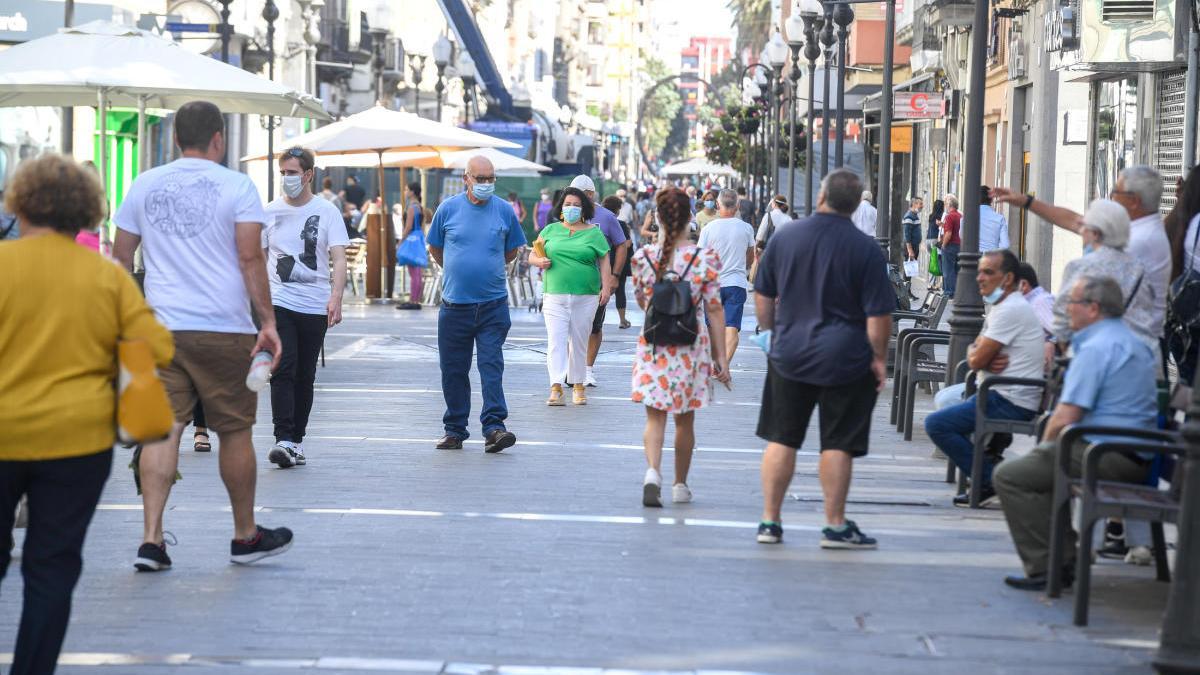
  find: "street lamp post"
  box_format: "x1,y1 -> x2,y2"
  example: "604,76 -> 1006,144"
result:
217,0 -> 232,63
1156,382 -> 1200,671
263,0 -> 279,201
753,66 -> 770,214
459,51 -> 477,123
832,2 -> 853,169
408,54 -> 426,116
945,0 -> 988,378
819,5 -> 835,177
876,0 -> 896,257
767,33 -> 789,213
432,35 -> 453,123
785,8 -> 806,215
800,0 -> 822,215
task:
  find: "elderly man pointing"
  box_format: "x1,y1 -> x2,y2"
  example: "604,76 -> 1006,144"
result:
427,155 -> 527,453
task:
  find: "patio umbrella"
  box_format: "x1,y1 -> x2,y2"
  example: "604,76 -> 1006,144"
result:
315,146 -> 550,176
660,158 -> 739,177
0,20 -> 328,181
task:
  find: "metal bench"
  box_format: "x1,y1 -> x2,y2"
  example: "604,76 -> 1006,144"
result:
1046,424 -> 1187,626
891,328 -> 950,441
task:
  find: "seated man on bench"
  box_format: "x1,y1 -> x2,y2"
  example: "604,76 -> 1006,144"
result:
925,250 -> 1046,506
993,275 -> 1157,591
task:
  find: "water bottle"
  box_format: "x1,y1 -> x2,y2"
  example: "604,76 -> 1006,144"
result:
245,351 -> 274,392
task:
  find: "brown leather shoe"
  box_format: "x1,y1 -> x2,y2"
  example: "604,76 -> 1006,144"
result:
435,435 -> 464,450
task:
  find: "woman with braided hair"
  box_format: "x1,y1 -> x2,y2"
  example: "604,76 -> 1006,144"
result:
630,188 -> 731,507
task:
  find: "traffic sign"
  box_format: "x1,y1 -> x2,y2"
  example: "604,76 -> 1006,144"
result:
894,92 -> 946,120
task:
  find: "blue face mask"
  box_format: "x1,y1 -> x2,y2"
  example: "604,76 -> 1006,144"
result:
562,205 -> 583,223
471,183 -> 495,200
704,200 -> 715,209
982,286 -> 1005,305
1083,244 -> 1095,255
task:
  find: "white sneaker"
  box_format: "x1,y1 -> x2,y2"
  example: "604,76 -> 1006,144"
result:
642,468 -> 662,507
672,483 -> 693,503
268,442 -> 297,469
292,444 -> 307,466
585,368 -> 597,387
1124,545 -> 1153,566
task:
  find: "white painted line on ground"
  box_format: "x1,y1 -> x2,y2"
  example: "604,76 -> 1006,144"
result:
0,653 -> 765,673
326,336 -> 385,360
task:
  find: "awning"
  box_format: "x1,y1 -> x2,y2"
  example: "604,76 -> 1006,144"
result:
861,72 -> 937,112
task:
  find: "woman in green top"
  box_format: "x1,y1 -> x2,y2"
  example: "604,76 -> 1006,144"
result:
528,186 -> 613,406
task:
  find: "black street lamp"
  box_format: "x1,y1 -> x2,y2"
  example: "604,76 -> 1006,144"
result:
459,51 -> 477,123
1156,384 -> 1200,670
217,0 -> 233,63
408,53 -> 426,116
753,65 -> 771,214
370,27 -> 390,107
819,4 -> 835,177
262,0 -> 279,200
800,0 -> 822,215
432,34 -> 453,123
832,2 -> 854,169
766,32 -> 789,213
739,76 -> 763,196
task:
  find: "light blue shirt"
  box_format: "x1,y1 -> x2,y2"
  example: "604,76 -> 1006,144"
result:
427,192 -> 527,304
1061,318 -> 1157,432
979,204 -> 1010,252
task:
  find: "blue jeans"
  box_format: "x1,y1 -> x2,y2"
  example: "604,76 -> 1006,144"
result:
941,244 -> 960,297
924,390 -> 1034,487
438,298 -> 512,439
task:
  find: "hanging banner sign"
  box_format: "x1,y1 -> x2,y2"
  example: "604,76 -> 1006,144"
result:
894,92 -> 946,119
890,126 -> 913,153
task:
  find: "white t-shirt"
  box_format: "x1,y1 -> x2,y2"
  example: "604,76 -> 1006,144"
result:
981,292 -> 1046,411
263,196 -> 350,315
756,208 -> 792,243
852,201 -> 877,237
1127,213 -> 1170,338
698,216 -> 756,290
114,158 -> 266,334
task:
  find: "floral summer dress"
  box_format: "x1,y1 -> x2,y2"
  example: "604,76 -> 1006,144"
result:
630,244 -> 722,412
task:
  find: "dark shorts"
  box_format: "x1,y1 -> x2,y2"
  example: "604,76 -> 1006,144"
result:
591,302 -> 607,335
756,364 -> 879,457
720,286 -> 747,329
160,331 -> 258,433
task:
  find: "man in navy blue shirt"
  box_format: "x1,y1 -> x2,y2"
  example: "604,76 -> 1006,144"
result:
427,156 -> 527,453
753,169 -> 895,550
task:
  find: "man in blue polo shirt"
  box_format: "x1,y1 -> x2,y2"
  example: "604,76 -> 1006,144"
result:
427,155 -> 526,453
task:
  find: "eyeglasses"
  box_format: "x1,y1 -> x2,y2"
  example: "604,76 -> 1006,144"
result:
468,174 -> 497,184
1065,298 -> 1096,305
1109,189 -> 1136,198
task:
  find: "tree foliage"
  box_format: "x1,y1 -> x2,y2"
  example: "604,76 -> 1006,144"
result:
726,0 -> 771,57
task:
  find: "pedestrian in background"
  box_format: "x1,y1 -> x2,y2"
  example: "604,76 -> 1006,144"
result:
736,186 -> 755,224
851,190 -> 877,238
507,191 -> 526,224
695,189 -> 719,230
978,186 -> 1011,252
528,187 -> 612,406
262,146 -> 349,469
902,197 -> 924,262
940,195 -> 962,298
697,188 -> 755,362
427,155 -> 526,453
0,154 -> 173,675
569,174 -> 629,388
603,195 -> 635,329
631,187 -> 730,507
399,182 -> 426,309
535,188 -> 554,233
924,198 -> 945,288
114,101 -> 293,572
754,169 -> 893,549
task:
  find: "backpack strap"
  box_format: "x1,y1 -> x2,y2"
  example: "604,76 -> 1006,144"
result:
1125,272 -> 1144,311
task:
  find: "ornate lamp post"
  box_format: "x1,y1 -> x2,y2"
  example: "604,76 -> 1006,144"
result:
740,77 -> 762,194
819,3 -> 835,177
370,27 -> 389,107
832,2 -> 854,168
217,0 -> 233,63
432,34 -> 453,123
1156,384 -> 1200,670
262,0 -> 279,200
458,51 -> 477,123
785,7 -> 807,214
408,53 -> 426,116
800,0 -> 822,215
753,65 -> 770,214
767,32 -> 789,212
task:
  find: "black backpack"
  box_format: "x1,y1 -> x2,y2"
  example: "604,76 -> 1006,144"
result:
643,250 -> 700,347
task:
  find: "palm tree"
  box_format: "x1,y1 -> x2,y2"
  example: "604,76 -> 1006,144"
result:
727,0 -> 772,56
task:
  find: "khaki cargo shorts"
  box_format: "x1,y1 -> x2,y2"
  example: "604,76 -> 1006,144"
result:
161,331 -> 258,433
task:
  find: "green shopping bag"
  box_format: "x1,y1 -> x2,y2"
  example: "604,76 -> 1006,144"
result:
928,246 -> 941,276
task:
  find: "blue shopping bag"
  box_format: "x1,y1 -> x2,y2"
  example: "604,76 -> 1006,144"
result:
396,228 -> 428,268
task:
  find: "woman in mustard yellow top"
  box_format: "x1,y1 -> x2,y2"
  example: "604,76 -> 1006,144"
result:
0,154 -> 173,675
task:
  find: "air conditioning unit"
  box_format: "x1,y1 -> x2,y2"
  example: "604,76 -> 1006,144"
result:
1008,26 -> 1026,79
1065,0 -> 1187,69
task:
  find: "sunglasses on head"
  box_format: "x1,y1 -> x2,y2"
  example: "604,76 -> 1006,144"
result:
285,147 -> 307,159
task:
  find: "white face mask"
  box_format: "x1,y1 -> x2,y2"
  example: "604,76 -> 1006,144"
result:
282,174 -> 305,199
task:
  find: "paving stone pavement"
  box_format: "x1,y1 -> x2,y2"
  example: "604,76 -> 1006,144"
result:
1,295 -> 1173,674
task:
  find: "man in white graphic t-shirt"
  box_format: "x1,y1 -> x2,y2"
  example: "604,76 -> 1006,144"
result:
698,188 -> 756,361
262,146 -> 348,469
114,100 -> 293,572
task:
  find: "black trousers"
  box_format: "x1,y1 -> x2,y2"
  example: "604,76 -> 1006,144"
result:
614,270 -> 630,311
271,305 -> 329,444
0,450 -> 112,675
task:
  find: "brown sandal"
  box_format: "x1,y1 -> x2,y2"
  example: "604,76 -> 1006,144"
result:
193,431 -> 212,453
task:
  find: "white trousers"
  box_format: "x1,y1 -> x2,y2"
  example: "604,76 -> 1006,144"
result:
543,293 -> 599,385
